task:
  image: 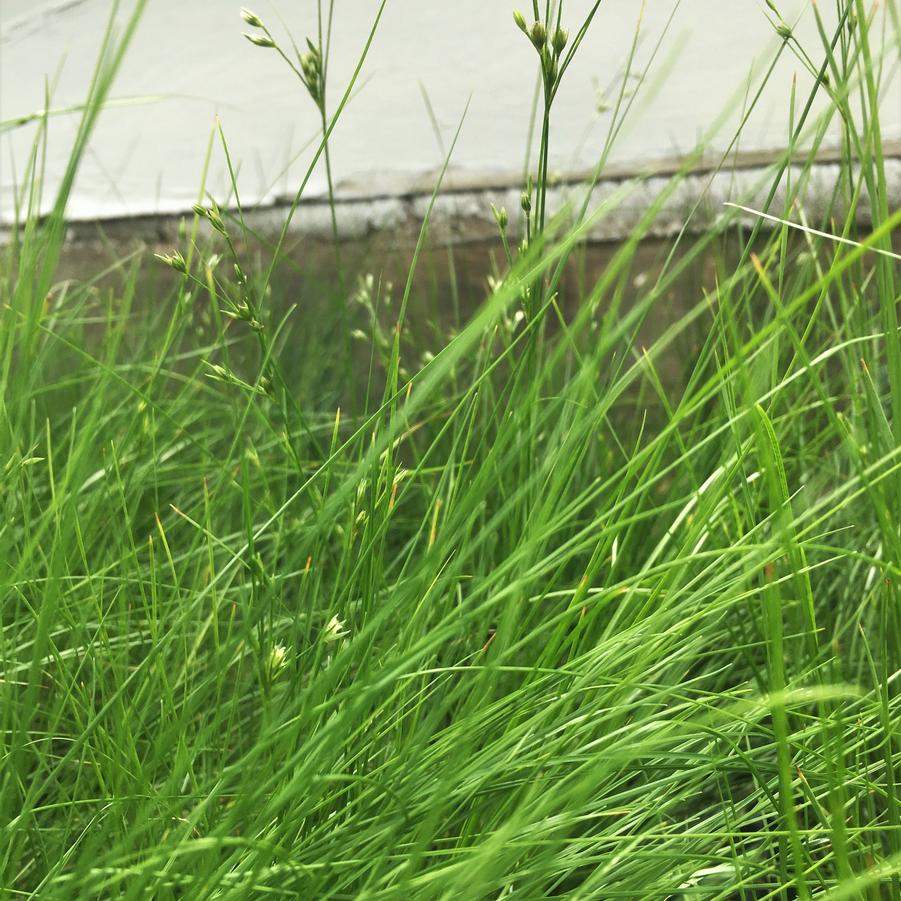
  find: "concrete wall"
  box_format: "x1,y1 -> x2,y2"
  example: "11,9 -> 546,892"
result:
1,0 -> 899,227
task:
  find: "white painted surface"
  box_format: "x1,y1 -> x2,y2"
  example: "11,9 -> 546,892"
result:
1,0 -> 898,223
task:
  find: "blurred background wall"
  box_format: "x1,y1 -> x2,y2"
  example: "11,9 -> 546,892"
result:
1,0 -> 899,227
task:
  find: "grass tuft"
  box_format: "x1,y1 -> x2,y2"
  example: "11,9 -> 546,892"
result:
1,1 -> 899,897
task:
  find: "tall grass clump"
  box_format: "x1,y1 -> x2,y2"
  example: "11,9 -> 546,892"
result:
1,1 -> 899,897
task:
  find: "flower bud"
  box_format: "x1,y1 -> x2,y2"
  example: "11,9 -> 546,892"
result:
243,32 -> 276,48
300,41 -> 324,106
520,191 -> 531,214
552,27 -> 568,54
153,249 -> 187,273
323,615 -> 348,643
192,202 -> 227,236
529,21 -> 547,49
491,203 -> 508,230
240,7 -> 263,27
302,54 -> 319,81
204,362 -> 231,383
775,22 -> 791,39
265,644 -> 288,680
512,10 -> 528,33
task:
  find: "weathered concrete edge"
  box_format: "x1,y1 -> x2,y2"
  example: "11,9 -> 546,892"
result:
1,150 -> 898,249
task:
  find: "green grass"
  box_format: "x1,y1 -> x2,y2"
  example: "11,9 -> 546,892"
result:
1,1 -> 900,897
